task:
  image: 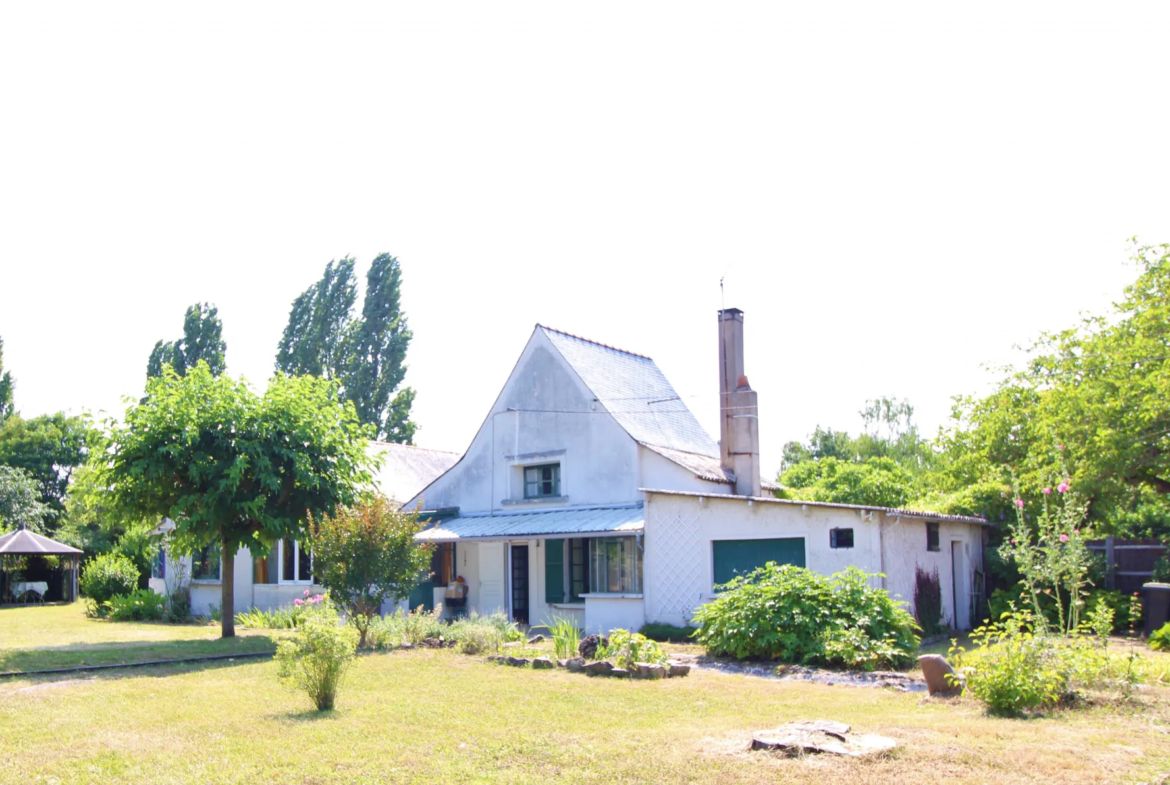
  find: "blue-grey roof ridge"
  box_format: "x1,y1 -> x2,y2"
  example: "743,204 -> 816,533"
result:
539,325 -> 719,458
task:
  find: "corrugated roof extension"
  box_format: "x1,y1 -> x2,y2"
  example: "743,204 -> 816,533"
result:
415,504 -> 645,541
639,488 -> 991,525
539,326 -> 741,485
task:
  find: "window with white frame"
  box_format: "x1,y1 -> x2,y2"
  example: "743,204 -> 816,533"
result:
191,544 -> 221,582
589,536 -> 642,594
279,539 -> 313,584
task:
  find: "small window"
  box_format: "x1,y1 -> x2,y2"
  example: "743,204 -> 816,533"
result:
524,464 -> 561,498
927,522 -> 940,552
192,544 -> 221,581
279,539 -> 313,585
830,528 -> 854,549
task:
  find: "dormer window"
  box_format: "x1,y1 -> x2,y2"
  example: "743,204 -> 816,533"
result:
524,464 -> 560,499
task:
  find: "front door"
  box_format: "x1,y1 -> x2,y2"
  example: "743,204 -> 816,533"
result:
951,541 -> 969,630
510,544 -> 529,624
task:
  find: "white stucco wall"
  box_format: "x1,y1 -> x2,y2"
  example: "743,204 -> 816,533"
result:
638,447 -> 733,496
408,331 -> 644,513
642,491 -> 986,631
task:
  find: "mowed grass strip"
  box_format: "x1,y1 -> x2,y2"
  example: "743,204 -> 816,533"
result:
2,648 -> 1169,785
0,604 -> 276,672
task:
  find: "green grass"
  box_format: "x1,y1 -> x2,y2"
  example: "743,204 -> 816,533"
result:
2,605 -> 1170,784
0,603 -> 276,672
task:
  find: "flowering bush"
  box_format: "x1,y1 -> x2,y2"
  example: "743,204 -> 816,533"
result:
275,596 -> 357,711
236,590 -> 329,629
1000,469 -> 1092,635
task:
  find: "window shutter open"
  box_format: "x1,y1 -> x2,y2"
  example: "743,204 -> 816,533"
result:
545,538 -> 565,604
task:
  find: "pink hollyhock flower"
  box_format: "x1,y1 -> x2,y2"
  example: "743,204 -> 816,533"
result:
1010,538 -> 1016,544
1057,482 -> 1070,493
1042,487 -> 1052,495
1057,444 -> 1065,451
1015,499 -> 1025,508
1059,534 -> 1069,543
303,589 -> 311,597
294,599 -> 304,606
1073,529 -> 1079,534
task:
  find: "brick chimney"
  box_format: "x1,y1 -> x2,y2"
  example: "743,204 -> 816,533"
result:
718,308 -> 761,497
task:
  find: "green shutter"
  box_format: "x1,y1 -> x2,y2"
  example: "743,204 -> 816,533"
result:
545,538 -> 565,604
713,538 -> 805,588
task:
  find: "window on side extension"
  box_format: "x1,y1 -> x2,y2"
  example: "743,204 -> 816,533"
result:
830,528 -> 854,549
926,522 -> 940,552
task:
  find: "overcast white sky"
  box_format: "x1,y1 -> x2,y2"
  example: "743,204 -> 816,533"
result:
1,2 -> 1167,478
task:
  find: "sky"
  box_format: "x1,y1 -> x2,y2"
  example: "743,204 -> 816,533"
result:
1,2 -> 1168,478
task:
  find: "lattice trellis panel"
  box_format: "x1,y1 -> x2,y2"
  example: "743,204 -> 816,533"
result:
652,510 -> 703,622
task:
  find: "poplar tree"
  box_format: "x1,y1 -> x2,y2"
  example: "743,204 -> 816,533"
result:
276,254 -> 416,443
146,303 -> 227,380
0,336 -> 14,423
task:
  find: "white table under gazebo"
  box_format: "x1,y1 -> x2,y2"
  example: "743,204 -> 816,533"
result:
0,524 -> 82,603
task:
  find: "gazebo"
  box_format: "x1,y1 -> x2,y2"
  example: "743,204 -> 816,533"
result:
0,523 -> 82,603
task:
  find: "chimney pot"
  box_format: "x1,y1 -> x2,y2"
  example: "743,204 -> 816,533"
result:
737,374 -> 750,390
717,308 -> 762,497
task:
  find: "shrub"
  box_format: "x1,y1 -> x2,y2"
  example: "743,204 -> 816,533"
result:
692,564 -> 919,670
546,614 -> 581,660
988,586 -> 1139,632
639,623 -> 697,643
105,589 -> 168,621
1151,622 -> 1170,651
453,624 -> 503,655
1151,553 -> 1170,584
165,587 -> 191,623
913,566 -> 946,637
953,611 -> 1071,714
80,552 -> 140,608
275,597 -> 358,711
236,592 -> 328,629
953,607 -> 1149,713
596,629 -> 669,670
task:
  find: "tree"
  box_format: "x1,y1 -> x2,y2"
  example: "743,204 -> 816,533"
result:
0,412 -> 90,534
0,336 -> 14,423
105,362 -> 376,637
58,461 -> 158,587
309,495 -> 433,647
276,255 -> 416,442
146,303 -> 227,380
932,242 -> 1170,536
0,465 -> 50,532
779,456 -> 914,508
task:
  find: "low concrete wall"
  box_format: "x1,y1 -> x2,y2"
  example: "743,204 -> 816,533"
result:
583,595 -> 645,634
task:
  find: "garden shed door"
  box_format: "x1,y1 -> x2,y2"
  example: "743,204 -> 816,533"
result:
478,542 -> 506,615
951,541 -> 969,630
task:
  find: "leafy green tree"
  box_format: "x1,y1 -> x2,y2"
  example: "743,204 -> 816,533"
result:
58,461 -> 158,586
0,336 -> 14,422
0,464 -> 50,532
146,302 -> 227,380
0,412 -> 90,534
276,254 -> 416,442
105,363 -> 376,637
309,495 -> 433,647
780,456 -> 914,508
932,242 -> 1170,536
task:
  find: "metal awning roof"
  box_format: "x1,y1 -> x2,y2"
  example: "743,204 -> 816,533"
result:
415,504 -> 644,542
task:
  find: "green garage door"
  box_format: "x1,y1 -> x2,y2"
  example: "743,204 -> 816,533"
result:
713,538 -> 806,588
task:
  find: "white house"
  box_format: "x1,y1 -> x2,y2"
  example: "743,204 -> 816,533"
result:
410,309 -> 989,634
148,441 -> 460,616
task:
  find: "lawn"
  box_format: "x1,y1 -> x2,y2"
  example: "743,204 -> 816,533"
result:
0,603 -> 275,672
1,606 -> 1169,784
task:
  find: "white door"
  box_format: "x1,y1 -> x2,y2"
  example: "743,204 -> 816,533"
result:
951,541 -> 969,630
478,542 -> 506,615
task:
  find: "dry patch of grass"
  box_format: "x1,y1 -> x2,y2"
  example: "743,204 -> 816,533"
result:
1,647 -> 1169,784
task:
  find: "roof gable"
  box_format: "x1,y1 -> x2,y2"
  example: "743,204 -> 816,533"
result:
539,326 -> 718,458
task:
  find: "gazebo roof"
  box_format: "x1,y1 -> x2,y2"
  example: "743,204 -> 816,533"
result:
0,525 -> 83,556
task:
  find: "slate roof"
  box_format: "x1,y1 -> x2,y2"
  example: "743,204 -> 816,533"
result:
370,442 -> 461,505
540,324 -> 722,455
415,504 -> 645,541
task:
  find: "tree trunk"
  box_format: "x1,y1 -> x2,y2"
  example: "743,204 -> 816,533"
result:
221,539 -> 236,638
